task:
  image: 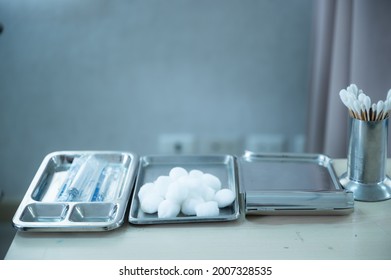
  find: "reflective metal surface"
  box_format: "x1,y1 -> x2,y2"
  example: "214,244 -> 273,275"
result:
340,118 -> 391,201
13,151 -> 138,232
239,152 -> 354,215
129,155 -> 239,224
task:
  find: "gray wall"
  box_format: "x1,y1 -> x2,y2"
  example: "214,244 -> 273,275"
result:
0,0 -> 313,201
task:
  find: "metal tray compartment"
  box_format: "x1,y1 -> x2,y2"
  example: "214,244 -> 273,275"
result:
20,203 -> 68,223
13,151 -> 138,231
239,152 -> 354,215
129,155 -> 239,224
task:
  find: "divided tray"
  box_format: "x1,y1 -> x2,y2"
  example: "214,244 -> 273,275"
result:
12,151 -> 138,232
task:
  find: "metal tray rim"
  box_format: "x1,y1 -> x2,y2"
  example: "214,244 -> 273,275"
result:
239,151 -> 354,215
12,150 -> 139,232
239,151 -> 345,193
128,154 -> 240,225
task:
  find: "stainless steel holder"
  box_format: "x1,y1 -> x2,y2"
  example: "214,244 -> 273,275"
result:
340,117 -> 391,201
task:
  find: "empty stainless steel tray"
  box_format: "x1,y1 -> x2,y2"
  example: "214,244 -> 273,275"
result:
13,151 -> 138,231
238,152 -> 354,215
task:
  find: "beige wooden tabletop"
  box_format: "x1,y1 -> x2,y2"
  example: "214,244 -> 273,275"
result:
5,159 -> 391,260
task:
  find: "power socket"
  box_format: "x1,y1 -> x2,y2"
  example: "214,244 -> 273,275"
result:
158,134 -> 196,154
198,135 -> 241,154
245,134 -> 286,153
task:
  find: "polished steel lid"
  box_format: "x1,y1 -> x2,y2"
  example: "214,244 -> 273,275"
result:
238,151 -> 354,215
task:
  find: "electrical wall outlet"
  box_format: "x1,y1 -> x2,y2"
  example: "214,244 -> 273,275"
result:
198,135 -> 241,154
158,134 -> 196,154
245,134 -> 286,153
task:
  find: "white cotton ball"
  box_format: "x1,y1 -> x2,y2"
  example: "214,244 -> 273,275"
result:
177,176 -> 202,197
138,182 -> 155,202
140,193 -> 164,214
177,176 -> 199,197
176,175 -> 191,186
195,201 -> 219,217
202,173 -> 222,192
165,181 -> 189,204
189,169 -> 203,178
169,167 -> 188,180
214,188 -> 236,208
158,200 -> 181,218
177,177 -> 194,195
200,186 -> 216,201
154,175 -> 172,197
181,197 -> 204,216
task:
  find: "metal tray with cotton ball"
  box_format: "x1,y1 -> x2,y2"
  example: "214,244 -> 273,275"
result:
128,155 -> 240,224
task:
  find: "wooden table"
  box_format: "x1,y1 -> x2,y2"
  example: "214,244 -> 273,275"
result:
5,159 -> 391,260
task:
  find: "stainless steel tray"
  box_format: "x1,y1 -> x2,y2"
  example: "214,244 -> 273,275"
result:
12,151 -> 138,232
238,152 -> 354,215
129,155 -> 239,224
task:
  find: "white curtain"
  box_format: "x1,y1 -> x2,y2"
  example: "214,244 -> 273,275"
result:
306,0 -> 391,158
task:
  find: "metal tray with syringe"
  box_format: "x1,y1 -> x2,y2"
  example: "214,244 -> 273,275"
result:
12,151 -> 138,232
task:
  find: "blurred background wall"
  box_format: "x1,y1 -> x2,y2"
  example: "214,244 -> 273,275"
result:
0,0 -> 312,203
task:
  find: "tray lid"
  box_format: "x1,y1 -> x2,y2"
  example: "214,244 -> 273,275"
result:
238,151 -> 354,215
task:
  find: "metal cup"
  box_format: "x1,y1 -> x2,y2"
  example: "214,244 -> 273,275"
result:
340,117 -> 391,201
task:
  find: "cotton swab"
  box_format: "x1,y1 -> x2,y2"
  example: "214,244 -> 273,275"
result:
364,95 -> 371,121
347,84 -> 359,97
371,103 -> 377,121
339,90 -> 354,118
376,100 -> 384,121
339,84 -> 391,121
353,100 -> 362,119
384,99 -> 391,119
339,90 -> 349,106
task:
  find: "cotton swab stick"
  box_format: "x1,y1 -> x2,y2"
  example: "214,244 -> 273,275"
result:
384,99 -> 391,119
353,100 -> 363,119
339,90 -> 355,118
371,103 -> 377,121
